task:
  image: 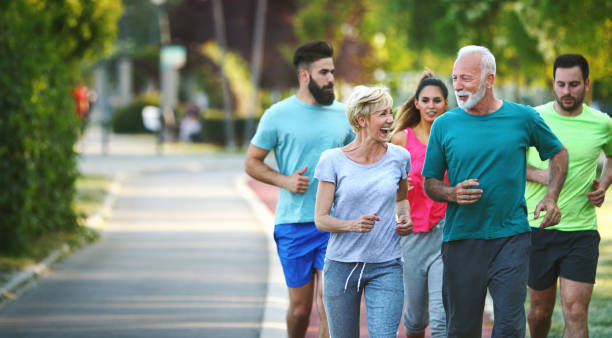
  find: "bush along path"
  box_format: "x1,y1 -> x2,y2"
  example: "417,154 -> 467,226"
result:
0,174 -> 123,306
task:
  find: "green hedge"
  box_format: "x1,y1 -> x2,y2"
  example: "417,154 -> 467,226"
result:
111,95 -> 159,134
0,2 -> 120,255
111,102 -> 259,147
202,118 -> 259,146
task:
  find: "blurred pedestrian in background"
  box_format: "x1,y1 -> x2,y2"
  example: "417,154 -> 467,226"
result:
179,104 -> 202,142
72,85 -> 90,122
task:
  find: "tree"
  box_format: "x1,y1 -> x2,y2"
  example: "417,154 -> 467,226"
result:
0,1 -> 122,254
291,0 -> 610,103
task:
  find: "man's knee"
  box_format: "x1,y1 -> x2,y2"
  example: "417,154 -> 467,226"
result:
289,298 -> 313,322
562,302 -> 588,325
529,304 -> 553,324
289,306 -> 311,323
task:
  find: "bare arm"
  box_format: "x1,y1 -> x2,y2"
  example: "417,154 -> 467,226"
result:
390,130 -> 407,147
526,165 -> 549,185
424,177 -> 483,204
586,155 -> 612,207
533,146 -> 569,227
314,181 -> 379,233
395,178 -> 413,236
244,144 -> 309,193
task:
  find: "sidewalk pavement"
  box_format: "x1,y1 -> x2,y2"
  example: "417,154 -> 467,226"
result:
1,128 -> 273,337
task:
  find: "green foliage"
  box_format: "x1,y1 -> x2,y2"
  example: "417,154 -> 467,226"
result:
201,118 -> 258,147
293,0 -> 610,102
111,95 -> 159,133
0,1 -> 121,255
200,41 -> 256,118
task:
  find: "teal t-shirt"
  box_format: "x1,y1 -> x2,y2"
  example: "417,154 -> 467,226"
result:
251,95 -> 354,225
525,102 -> 612,231
422,101 -> 562,242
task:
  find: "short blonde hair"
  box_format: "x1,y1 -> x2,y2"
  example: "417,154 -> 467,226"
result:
345,85 -> 393,132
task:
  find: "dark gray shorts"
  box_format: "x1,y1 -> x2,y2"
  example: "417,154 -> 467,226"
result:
442,232 -> 530,338
529,228 -> 600,290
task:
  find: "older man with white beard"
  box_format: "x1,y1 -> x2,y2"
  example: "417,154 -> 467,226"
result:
421,45 -> 569,338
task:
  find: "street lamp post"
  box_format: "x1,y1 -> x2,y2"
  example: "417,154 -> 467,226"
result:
211,0 -> 236,152
152,0 -> 170,153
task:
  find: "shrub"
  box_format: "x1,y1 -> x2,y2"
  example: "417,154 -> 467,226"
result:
0,1 -> 121,255
201,117 -> 259,147
111,95 -> 159,134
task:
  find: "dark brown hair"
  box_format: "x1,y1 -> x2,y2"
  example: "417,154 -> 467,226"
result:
391,70 -> 448,135
293,41 -> 334,71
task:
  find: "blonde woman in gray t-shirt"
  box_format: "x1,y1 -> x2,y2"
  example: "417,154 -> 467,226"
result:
314,85 -> 413,337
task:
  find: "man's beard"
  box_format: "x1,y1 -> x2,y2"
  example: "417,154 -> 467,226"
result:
308,75 -> 334,106
555,90 -> 585,112
455,79 -> 486,110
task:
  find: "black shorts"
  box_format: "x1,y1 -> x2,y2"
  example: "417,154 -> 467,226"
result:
528,228 -> 600,290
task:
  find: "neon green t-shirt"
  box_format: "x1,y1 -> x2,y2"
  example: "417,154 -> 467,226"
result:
525,102 -> 612,231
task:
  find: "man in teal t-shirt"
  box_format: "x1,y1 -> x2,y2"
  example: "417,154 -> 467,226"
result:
525,54 -> 612,338
244,41 -> 353,338
422,46 -> 568,338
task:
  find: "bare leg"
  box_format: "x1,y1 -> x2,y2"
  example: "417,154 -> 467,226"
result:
406,332 -> 425,338
560,277 -> 593,338
314,269 -> 330,338
528,284 -> 557,338
287,277 -> 315,338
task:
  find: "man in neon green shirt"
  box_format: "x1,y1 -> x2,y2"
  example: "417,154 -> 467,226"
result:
525,54 -> 612,338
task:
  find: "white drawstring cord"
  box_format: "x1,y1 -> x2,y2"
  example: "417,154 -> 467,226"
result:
344,263 -> 360,293
357,263 -> 366,291
344,262 -> 367,292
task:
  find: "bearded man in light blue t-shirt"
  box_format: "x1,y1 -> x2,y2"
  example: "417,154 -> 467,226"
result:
244,41 -> 353,338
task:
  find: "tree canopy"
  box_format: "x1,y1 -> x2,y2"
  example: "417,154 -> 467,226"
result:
292,0 -> 611,100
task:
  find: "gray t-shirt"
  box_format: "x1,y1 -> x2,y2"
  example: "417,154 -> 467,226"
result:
314,143 -> 411,263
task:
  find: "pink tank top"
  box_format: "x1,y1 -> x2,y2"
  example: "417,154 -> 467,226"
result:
404,128 -> 448,232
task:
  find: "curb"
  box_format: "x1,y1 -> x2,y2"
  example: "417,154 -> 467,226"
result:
234,175 -> 288,338
85,173 -> 125,230
0,174 -> 125,307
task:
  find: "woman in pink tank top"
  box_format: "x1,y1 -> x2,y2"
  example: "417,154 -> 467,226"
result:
390,71 -> 449,338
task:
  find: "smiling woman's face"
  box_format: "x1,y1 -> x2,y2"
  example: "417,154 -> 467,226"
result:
362,106 -> 394,142
415,85 -> 448,124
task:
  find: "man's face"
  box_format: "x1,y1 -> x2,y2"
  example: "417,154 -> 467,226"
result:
452,53 -> 486,110
307,57 -> 335,105
553,66 -> 588,113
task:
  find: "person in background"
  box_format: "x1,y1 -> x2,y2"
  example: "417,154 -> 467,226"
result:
390,71 -> 448,338
422,45 -> 568,337
526,53 -> 612,338
244,41 -> 353,338
314,85 -> 413,337
72,85 -> 90,122
179,104 -> 202,142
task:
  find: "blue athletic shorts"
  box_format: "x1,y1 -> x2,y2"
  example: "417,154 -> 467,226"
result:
274,222 -> 330,288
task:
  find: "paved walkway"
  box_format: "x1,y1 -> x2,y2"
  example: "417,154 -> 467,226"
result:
0,127 -> 274,337
0,166 -> 271,337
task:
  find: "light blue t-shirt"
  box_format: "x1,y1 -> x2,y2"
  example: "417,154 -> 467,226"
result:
314,144 -> 411,263
422,101 -> 562,242
251,95 -> 354,225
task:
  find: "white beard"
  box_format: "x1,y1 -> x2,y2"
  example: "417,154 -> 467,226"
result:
455,80 -> 486,110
